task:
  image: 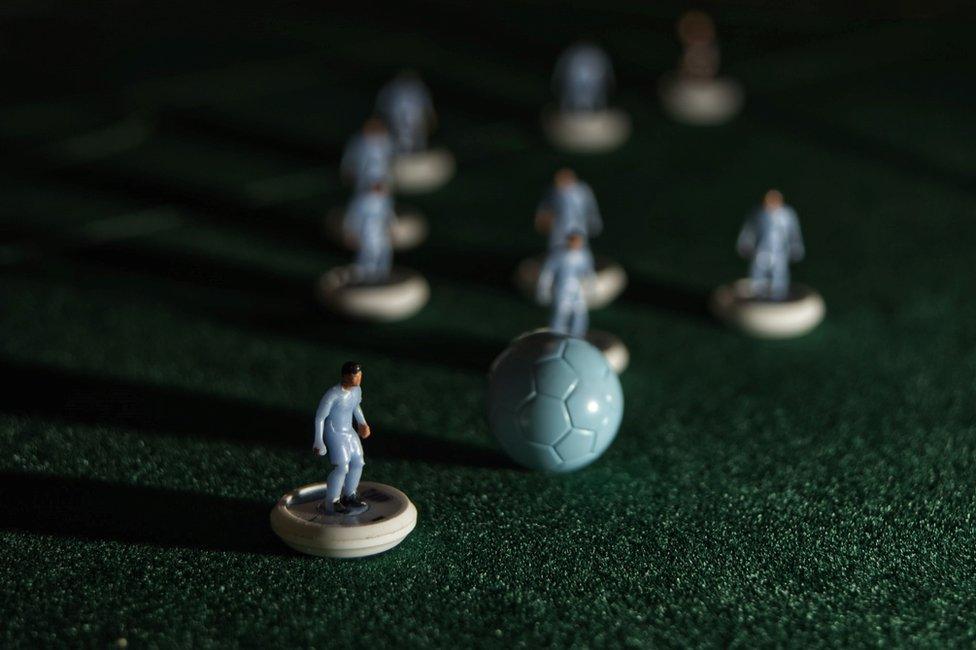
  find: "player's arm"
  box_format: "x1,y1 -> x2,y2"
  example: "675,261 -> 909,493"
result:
585,186 -> 603,236
787,209 -> 805,261
536,254 -> 557,304
354,405 -> 370,439
313,390 -> 337,455
736,214 -> 757,258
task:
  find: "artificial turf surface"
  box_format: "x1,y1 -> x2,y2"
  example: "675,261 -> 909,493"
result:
2,2 -> 976,647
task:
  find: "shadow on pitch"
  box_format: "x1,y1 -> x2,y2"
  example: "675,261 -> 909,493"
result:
0,471 -> 284,555
620,274 -> 716,325
0,358 -> 510,470
16,235 -> 507,374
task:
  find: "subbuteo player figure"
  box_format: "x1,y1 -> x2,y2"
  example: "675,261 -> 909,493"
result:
313,362 -> 371,514
537,231 -> 595,338
736,189 -> 805,301
535,168 -> 603,251
343,182 -> 394,282
340,118 -> 394,192
376,72 -> 436,154
552,43 -> 615,113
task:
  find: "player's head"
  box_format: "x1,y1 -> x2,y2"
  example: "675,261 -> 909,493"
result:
363,118 -> 387,135
566,230 -> 585,250
554,168 -> 577,187
677,10 -> 715,46
764,189 -> 784,209
341,361 -> 363,386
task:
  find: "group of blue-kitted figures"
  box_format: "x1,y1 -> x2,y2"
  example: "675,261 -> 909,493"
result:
339,74 -> 435,282
319,45 -> 805,514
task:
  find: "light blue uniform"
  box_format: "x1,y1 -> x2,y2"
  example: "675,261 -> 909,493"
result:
341,131 -> 394,192
314,384 -> 367,504
344,190 -> 393,281
537,246 -> 595,338
553,43 -> 614,113
539,181 -> 603,250
376,76 -> 434,154
737,205 -> 805,300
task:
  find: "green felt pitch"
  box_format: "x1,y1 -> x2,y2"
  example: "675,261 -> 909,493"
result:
1,2 -> 975,647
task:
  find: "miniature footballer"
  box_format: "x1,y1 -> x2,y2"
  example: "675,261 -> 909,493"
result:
537,232 -> 629,372
536,168 -> 602,251
516,169 -> 627,310
340,118 -> 394,192
318,183 -> 429,321
271,362 -> 418,558
543,42 -> 631,152
377,72 -> 454,193
488,330 -> 624,472
659,11 -> 743,125
345,182 -> 394,282
711,190 -> 825,338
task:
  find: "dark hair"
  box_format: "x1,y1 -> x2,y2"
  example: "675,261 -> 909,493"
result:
341,361 -> 362,377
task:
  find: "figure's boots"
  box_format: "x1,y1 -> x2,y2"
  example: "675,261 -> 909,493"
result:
340,492 -> 367,509
320,499 -> 349,515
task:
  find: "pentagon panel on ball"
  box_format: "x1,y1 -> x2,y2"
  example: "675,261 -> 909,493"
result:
487,330 -> 624,472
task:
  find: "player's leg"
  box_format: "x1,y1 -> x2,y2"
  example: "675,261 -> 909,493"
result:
550,297 -> 573,334
323,430 -> 351,511
770,255 -> 790,301
569,296 -> 588,338
749,253 -> 770,298
340,435 -> 366,508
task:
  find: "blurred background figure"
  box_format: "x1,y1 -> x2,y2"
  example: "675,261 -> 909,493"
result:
376,71 -> 436,155
537,230 -> 594,338
341,118 -> 394,192
659,10 -> 743,125
535,168 -> 602,251
544,42 -> 630,152
736,189 -> 805,301
677,10 -> 720,80
378,71 -> 455,193
552,42 -> 615,113
344,181 -> 394,282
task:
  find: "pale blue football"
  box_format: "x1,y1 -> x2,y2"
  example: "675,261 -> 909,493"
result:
487,330 -> 624,472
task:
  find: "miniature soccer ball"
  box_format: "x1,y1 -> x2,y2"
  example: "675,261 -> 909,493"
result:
487,330 -> 624,472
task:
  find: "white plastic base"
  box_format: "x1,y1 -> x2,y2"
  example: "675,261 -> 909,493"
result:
318,266 -> 430,322
270,481 -> 418,558
392,149 -> 455,194
586,330 -> 629,373
516,254 -> 627,309
659,75 -> 744,126
542,107 -> 631,153
324,208 -> 428,251
711,279 -> 825,339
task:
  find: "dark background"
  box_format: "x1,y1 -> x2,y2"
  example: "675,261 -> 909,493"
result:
2,1 -> 976,647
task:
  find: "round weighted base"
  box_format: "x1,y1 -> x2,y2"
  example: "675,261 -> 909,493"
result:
711,279 -> 825,339
586,330 -> 629,374
324,208 -> 428,251
270,481 -> 417,558
318,266 -> 429,322
659,75 -> 744,126
392,148 -> 455,193
516,254 -> 627,309
542,107 -> 631,153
